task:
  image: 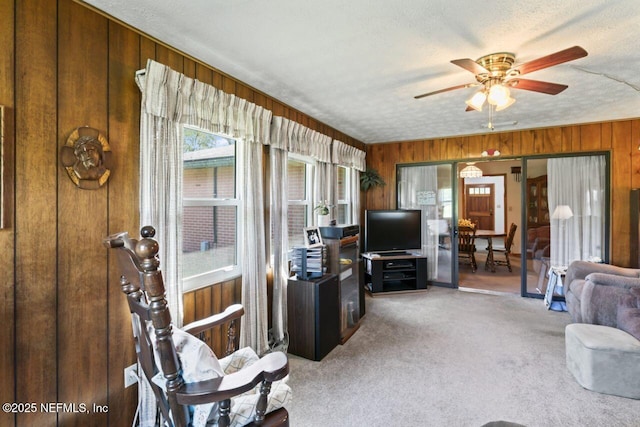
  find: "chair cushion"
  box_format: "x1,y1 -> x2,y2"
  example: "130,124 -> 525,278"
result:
150,325 -> 224,382
149,326 -> 224,425
150,326 -> 291,427
206,346 -> 292,427
226,379 -> 292,427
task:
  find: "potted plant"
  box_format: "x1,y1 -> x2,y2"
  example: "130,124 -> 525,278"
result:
360,168 -> 386,191
314,201 -> 332,226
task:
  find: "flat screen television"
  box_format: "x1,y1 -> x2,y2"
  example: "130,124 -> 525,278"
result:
364,209 -> 422,255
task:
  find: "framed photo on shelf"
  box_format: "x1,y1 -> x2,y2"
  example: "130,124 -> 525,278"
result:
304,226 -> 323,248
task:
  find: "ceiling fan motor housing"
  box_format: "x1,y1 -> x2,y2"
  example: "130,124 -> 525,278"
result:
475,52 -> 517,83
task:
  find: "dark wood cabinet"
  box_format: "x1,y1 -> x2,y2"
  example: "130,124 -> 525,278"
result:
362,254 -> 427,294
322,233 -> 362,343
527,175 -> 549,227
287,274 -> 340,361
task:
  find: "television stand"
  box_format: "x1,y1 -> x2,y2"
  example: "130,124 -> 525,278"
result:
378,251 -> 410,257
362,253 -> 427,295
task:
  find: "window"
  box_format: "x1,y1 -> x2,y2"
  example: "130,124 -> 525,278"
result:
182,127 -> 241,291
336,166 -> 351,224
287,154 -> 314,247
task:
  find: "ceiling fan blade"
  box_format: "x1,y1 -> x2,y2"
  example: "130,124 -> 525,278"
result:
414,83 -> 477,99
509,46 -> 588,76
506,78 -> 568,95
451,58 -> 489,75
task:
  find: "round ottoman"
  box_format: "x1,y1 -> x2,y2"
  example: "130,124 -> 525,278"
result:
565,323 -> 640,399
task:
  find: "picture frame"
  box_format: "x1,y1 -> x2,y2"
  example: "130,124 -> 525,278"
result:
303,226 -> 323,248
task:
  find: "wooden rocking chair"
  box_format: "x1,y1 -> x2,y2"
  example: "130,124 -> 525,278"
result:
104,226 -> 290,427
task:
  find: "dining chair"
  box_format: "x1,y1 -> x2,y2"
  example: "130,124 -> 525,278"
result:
493,223 -> 518,272
458,226 -> 477,272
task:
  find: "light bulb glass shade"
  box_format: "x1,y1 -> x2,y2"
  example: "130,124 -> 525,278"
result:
459,164 -> 483,178
495,96 -> 516,111
465,91 -> 486,111
487,84 -> 510,106
552,205 -> 574,220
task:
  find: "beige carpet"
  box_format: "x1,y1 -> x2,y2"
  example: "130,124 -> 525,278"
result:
287,287 -> 640,426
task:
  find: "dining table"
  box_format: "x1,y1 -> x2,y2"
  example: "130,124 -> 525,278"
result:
474,229 -> 507,273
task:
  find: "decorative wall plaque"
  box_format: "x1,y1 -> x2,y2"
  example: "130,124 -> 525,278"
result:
60,126 -> 112,190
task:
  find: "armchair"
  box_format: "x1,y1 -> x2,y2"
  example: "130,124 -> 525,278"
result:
565,260 -> 640,326
104,226 -> 291,427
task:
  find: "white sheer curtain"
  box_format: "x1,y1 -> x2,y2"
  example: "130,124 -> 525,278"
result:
547,155 -> 606,267
268,117 -> 291,349
398,165 -> 439,278
137,60 -> 273,352
239,134 -> 270,354
349,168 -> 361,225
136,64 -> 186,324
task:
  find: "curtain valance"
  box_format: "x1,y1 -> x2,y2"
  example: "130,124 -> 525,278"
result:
332,139 -> 366,171
136,59 -> 272,145
270,116 -> 332,163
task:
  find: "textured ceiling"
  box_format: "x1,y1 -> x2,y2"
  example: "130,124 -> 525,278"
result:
83,0 -> 640,144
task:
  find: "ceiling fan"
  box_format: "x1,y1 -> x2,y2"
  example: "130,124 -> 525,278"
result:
414,46 -> 588,112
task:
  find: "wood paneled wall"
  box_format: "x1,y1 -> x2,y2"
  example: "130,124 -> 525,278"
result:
0,1 -> 362,426
364,121 -> 640,267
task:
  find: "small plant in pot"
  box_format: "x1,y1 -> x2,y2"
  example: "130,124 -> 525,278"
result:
360,168 -> 386,191
314,201 -> 332,226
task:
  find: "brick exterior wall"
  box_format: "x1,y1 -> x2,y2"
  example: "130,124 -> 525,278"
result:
183,164 -> 236,253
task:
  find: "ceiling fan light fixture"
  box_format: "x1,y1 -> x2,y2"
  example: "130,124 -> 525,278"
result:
495,96 -> 516,111
465,91 -> 486,111
487,83 -> 510,106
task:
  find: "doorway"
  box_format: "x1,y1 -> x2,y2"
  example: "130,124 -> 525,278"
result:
458,166 -> 519,294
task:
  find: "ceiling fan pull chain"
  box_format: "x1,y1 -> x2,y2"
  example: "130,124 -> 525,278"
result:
488,105 -> 495,130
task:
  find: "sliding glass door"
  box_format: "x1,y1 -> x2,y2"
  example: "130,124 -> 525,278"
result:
524,153 -> 609,296
397,153 -> 609,296
397,163 -> 455,287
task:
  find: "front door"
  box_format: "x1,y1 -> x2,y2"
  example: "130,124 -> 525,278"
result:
465,184 -> 495,230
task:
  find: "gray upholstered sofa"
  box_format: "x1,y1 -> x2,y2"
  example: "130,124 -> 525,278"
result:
564,261 -> 640,399
565,260 -> 640,325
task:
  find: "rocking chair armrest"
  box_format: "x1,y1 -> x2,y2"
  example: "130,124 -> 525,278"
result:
182,304 -> 245,336
176,351 -> 289,405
